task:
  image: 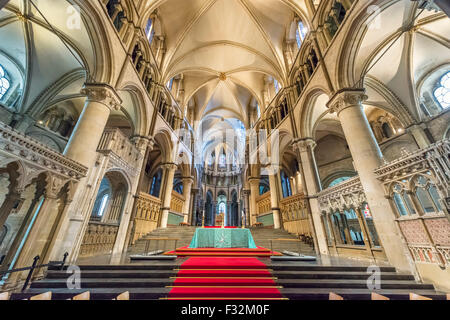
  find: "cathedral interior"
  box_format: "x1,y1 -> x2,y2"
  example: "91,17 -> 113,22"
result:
0,0 -> 449,301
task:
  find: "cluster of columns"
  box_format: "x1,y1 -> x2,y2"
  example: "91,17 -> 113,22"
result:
325,89 -> 414,271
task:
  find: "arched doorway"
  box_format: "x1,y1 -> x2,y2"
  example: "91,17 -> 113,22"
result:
79,171 -> 129,257
205,191 -> 214,226
230,191 -> 239,227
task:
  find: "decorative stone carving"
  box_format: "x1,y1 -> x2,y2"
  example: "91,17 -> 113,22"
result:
326,88 -> 368,116
0,122 -> 87,181
80,83 -> 122,111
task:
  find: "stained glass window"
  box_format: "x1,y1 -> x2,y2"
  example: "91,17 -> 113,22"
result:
433,71 -> 450,109
219,202 -> 226,214
295,20 -> 307,48
98,194 -> 109,217
145,19 -> 155,44
219,153 -> 226,167
274,79 -> 281,93
328,176 -> 351,187
0,65 -> 10,99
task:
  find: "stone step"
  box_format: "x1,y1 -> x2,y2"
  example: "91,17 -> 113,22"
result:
280,288 -> 447,300
12,288 -> 171,300
273,271 -> 414,280
31,278 -> 172,289
51,264 -> 177,271
277,279 -> 434,290
46,270 -> 177,279
269,265 -> 396,272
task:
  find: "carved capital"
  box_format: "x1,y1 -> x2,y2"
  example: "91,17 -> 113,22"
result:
161,163 -> 178,171
182,176 -> 194,185
44,174 -> 67,199
326,88 -> 368,116
130,135 -> 155,153
248,177 -> 260,186
80,83 -> 122,111
293,138 -> 316,153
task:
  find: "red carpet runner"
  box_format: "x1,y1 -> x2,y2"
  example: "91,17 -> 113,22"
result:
168,257 -> 285,300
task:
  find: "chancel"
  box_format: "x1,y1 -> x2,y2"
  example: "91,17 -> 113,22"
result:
0,0 -> 449,301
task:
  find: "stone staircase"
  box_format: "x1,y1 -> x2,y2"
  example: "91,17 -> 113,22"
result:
128,226 -> 197,255
128,226 -> 315,256
9,227 -> 446,300
10,263 -> 447,300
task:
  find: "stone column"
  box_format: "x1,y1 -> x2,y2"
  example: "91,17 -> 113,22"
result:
64,83 -> 121,167
182,177 -> 194,223
327,88 -> 415,273
0,191 -> 23,232
242,189 -> 250,227
189,188 -> 199,225
248,178 -> 259,226
49,84 -> 121,263
268,172 -> 281,229
293,139 -> 328,255
10,174 -> 66,273
159,163 -> 177,228
407,123 -> 432,149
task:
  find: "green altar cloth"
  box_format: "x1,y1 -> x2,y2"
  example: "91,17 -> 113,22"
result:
188,228 -> 257,249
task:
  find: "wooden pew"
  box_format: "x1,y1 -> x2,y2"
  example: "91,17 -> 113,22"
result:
409,293 -> 432,300
371,292 -> 390,300
329,292 -> 344,300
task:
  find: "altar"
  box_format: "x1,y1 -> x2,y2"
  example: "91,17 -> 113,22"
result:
188,227 -> 257,249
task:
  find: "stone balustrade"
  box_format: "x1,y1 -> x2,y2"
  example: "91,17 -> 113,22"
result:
374,139 -> 450,268
170,190 -> 185,214
0,121 -> 87,180
79,221 -> 119,257
129,192 -> 162,244
317,176 -> 366,212
97,127 -> 142,166
280,193 -> 312,236
256,191 -> 271,215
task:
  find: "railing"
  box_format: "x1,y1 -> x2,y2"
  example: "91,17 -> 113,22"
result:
130,192 -> 162,244
0,252 -> 68,291
256,192 -> 271,215
170,190 -> 185,214
269,238 -> 312,255
374,139 -> 450,268
317,176 -> 366,213
97,128 -> 142,165
79,222 -> 119,257
140,237 -> 179,254
0,122 -> 87,179
280,193 -> 312,237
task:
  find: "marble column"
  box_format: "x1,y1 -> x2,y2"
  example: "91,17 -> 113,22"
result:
160,163 -> 177,228
0,191 -> 22,232
327,88 -> 415,273
248,178 -> 259,226
64,83 -> 121,167
268,172 -> 281,229
189,188 -> 199,225
242,189 -> 250,227
182,177 -> 194,223
50,84 -> 121,262
407,123 -> 432,149
9,174 -> 66,274
293,139 -> 328,255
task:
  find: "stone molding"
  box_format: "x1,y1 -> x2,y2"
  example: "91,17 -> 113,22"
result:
326,88 -> 368,116
80,83 -> 122,111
